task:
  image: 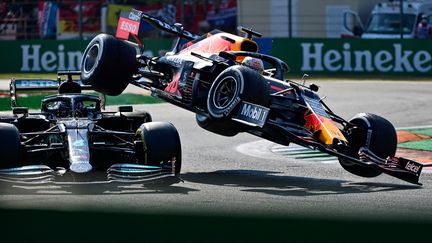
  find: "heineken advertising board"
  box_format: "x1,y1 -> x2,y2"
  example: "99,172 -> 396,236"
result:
271,38 -> 432,77
0,38 -> 430,77
0,39 -> 172,73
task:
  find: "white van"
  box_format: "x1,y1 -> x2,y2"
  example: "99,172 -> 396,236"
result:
342,0 -> 432,38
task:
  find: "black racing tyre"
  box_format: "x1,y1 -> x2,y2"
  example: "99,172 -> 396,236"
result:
339,113 -> 397,178
0,123 -> 21,169
207,65 -> 269,119
122,111 -> 152,131
195,114 -> 240,137
136,122 -> 181,175
80,34 -> 137,96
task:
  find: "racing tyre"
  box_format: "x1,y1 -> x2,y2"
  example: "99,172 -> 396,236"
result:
136,122 -> 182,175
195,114 -> 240,137
339,113 -> 397,178
80,34 -> 137,96
0,123 -> 21,169
207,65 -> 269,119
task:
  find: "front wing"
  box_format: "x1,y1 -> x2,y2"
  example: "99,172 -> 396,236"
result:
267,121 -> 423,185
0,164 -> 180,185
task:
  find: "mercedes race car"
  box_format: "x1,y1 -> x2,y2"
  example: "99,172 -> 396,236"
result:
0,71 -> 181,184
80,9 -> 424,185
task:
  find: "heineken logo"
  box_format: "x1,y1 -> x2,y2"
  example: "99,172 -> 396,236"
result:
301,43 -> 431,73
20,44 -> 83,72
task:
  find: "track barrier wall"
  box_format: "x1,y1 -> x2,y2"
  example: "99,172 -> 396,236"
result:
0,38 -> 431,77
0,39 -> 173,73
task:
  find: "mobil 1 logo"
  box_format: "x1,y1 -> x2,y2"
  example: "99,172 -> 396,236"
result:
234,101 -> 269,128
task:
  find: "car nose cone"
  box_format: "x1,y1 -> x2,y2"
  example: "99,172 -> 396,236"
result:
70,162 -> 93,173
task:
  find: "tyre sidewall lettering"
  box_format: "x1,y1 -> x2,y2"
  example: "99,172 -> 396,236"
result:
222,96 -> 241,117
208,67 -> 245,119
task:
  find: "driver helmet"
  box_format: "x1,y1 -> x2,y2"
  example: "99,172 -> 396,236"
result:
242,56 -> 264,74
53,101 -> 72,117
73,100 -> 86,117
75,100 -> 84,110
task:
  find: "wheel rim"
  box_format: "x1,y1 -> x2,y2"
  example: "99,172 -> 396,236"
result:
212,76 -> 239,109
83,43 -> 100,74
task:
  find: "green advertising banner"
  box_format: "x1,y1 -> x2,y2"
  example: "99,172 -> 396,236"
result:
0,39 -> 173,73
271,38 -> 432,77
0,38 -> 431,77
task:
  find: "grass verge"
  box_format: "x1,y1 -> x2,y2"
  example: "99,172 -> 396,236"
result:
0,73 -> 58,80
398,128 -> 432,151
0,92 -> 162,111
398,140 -> 432,151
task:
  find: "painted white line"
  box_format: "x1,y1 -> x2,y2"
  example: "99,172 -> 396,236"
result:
237,130 -> 431,167
397,125 -> 432,130
236,140 -> 278,160
236,140 -> 338,164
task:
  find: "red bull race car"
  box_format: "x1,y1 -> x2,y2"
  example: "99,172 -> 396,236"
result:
79,9 -> 424,185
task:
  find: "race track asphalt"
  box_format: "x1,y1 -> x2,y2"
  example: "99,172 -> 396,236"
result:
1,80 -> 432,242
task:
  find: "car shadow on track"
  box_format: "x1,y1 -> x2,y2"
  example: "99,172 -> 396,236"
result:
181,170 -> 420,197
0,181 -> 199,195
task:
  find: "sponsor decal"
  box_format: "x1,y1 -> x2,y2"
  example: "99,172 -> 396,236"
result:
15,80 -> 58,88
116,9 -> 142,39
223,96 -> 241,117
116,17 -> 140,39
240,103 -> 267,121
405,161 -> 422,174
389,157 -> 423,175
235,101 -> 269,127
20,44 -> 82,72
165,56 -> 185,68
128,9 -> 142,22
301,42 -> 432,73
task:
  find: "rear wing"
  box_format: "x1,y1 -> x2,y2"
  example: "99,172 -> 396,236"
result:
116,9 -> 201,43
9,71 -> 104,108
